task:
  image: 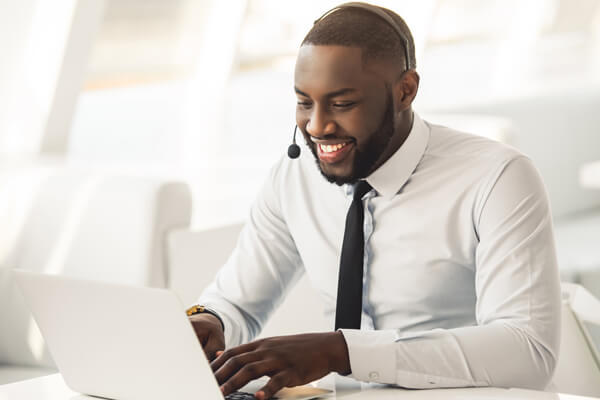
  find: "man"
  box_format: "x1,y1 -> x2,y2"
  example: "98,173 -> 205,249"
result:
188,3 -> 561,399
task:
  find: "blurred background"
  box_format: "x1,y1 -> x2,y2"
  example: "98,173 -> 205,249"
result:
2,0 -> 600,221
1,0 -> 600,388
3,0 -> 600,268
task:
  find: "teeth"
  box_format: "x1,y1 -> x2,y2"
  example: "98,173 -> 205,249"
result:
319,143 -> 348,153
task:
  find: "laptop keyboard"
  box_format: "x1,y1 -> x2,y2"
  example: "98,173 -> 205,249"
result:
225,391 -> 256,399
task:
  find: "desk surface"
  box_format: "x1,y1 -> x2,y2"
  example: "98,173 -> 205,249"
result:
0,373 -> 597,400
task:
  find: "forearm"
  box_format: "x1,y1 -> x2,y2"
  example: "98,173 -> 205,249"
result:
197,158 -> 304,347
341,321 -> 558,389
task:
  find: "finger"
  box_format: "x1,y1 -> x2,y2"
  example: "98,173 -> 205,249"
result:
255,372 -> 290,400
214,351 -> 265,384
211,341 -> 259,371
220,361 -> 273,396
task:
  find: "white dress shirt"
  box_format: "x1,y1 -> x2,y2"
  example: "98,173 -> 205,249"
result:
198,113 -> 561,390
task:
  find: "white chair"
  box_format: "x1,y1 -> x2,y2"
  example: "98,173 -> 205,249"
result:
549,283 -> 600,397
0,163 -> 192,384
167,224 -> 329,340
167,223 -> 244,307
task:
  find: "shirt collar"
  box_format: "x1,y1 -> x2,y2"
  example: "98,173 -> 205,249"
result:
345,112 -> 430,199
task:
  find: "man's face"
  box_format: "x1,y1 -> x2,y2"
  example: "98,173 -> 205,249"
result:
294,45 -> 395,185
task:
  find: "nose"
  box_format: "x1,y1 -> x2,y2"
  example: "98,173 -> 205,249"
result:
305,106 -> 336,137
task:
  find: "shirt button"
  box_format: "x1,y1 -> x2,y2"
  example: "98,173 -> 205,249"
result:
368,371 -> 379,380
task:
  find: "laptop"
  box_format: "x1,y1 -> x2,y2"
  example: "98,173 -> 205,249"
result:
13,270 -> 330,400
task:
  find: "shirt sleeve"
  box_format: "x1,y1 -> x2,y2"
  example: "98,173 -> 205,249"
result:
198,159 -> 304,347
340,156 -> 562,390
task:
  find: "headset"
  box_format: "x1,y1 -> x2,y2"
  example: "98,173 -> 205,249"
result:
288,2 -> 413,159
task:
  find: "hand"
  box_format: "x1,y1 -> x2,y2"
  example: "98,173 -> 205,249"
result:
211,332 -> 351,400
189,313 -> 225,361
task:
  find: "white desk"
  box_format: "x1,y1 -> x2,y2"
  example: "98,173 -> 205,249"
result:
0,373 -> 597,400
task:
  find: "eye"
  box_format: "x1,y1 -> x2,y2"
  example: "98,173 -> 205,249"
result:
296,100 -> 312,109
333,101 -> 356,109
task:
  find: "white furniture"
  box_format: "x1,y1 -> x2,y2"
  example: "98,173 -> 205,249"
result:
0,162 -> 191,384
580,160 -> 600,189
167,224 -> 245,307
551,283 -> 600,397
1,373 -> 598,399
167,224 -> 330,339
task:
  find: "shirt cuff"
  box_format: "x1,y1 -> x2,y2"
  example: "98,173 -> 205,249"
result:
339,329 -> 397,384
197,297 -> 246,347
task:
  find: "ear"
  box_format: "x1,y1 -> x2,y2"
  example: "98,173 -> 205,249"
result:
393,70 -> 419,112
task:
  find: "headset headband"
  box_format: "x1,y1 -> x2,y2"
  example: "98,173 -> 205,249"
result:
313,2 -> 413,70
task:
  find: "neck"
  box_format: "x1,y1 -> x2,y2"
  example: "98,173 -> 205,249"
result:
368,108 -> 413,175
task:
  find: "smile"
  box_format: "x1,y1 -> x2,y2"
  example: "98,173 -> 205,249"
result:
318,142 -> 349,153
315,141 -> 354,164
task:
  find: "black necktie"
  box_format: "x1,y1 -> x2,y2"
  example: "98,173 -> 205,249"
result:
335,180 -> 373,330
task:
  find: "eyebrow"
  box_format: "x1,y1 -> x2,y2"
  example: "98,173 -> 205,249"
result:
294,87 -> 358,98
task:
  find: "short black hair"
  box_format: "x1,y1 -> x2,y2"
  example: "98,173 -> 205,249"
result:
301,4 -> 416,71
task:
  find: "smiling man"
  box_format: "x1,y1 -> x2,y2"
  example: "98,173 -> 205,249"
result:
294,45 -> 403,186
188,3 -> 561,399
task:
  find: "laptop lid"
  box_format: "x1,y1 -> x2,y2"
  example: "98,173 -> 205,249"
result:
13,270 -> 223,400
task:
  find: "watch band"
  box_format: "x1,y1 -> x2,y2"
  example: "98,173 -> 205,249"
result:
186,305 -> 225,332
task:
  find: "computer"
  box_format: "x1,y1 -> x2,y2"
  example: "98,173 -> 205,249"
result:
13,270 -> 329,400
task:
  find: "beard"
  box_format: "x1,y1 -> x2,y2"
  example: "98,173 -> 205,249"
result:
307,93 -> 395,186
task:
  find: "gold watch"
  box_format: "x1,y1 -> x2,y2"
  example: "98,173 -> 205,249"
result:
186,305 -> 225,332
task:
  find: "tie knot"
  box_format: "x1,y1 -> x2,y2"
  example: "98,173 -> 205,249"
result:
353,180 -> 372,201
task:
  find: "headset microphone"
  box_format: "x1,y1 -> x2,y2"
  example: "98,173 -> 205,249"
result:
287,125 -> 301,159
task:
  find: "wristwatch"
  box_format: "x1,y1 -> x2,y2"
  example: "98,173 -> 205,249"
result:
186,305 -> 225,332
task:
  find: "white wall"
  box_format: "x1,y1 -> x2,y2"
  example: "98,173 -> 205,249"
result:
0,1 -> 104,158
